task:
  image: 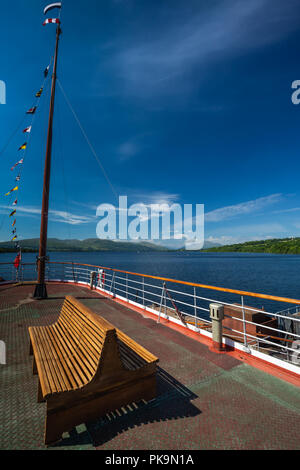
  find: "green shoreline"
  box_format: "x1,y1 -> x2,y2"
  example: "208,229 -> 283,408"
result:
201,237 -> 300,255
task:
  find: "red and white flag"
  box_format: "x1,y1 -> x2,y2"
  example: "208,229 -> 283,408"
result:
11,159 -> 24,171
23,126 -> 31,134
13,199 -> 17,206
43,18 -> 60,26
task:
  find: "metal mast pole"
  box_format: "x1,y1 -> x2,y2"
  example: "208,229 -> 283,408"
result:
34,25 -> 61,299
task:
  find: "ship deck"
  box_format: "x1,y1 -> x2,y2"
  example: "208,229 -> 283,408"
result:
0,282 -> 300,450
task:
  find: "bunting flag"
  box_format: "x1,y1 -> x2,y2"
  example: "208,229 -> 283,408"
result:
36,88 -> 43,98
5,186 -> 18,197
14,252 -> 21,269
44,2 -> 62,15
44,65 -> 50,77
26,107 -> 36,115
43,18 -> 60,26
5,48 -> 54,256
11,159 -> 23,171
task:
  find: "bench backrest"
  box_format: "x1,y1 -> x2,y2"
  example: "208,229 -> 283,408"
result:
57,296 -> 158,383
57,296 -> 117,378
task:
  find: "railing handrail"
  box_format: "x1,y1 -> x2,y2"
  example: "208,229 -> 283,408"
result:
2,258 -> 300,305
46,261 -> 300,306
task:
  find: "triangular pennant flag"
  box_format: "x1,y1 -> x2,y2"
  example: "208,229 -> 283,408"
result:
26,107 -> 36,115
11,159 -> 23,171
36,88 -> 43,98
18,143 -> 27,151
12,219 -> 16,227
23,126 -> 31,134
15,176 -> 21,182
10,210 -> 16,218
5,187 -> 18,196
12,236 -> 17,242
13,199 -> 17,206
44,65 -> 50,77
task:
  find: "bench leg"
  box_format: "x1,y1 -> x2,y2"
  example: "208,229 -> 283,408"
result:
33,356 -> 38,375
29,339 -> 33,356
44,411 -> 63,446
37,380 -> 45,404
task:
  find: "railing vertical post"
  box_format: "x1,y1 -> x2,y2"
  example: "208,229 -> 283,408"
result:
110,271 -> 115,298
158,282 -> 166,324
126,273 -> 128,301
241,295 -> 248,350
142,277 -> 145,308
194,287 -> 198,329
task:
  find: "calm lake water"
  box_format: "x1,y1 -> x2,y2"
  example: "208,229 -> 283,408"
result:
1,251 -> 300,313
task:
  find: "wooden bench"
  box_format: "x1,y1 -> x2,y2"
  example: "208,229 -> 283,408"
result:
28,296 -> 159,445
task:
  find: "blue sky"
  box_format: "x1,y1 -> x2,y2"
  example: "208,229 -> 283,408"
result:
1,0 -> 300,246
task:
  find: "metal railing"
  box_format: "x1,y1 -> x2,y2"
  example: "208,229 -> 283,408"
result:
1,260 -> 300,370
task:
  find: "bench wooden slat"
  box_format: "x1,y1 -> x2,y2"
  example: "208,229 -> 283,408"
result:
61,305 -> 104,357
46,326 -> 81,390
53,323 -> 96,382
39,326 -> 71,394
116,329 -> 158,363
53,323 -> 96,384
57,312 -> 99,364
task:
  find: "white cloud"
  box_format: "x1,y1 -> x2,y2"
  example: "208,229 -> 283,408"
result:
128,190 -> 180,206
109,0 -> 300,96
118,141 -> 140,161
205,194 -> 283,223
0,205 -> 96,226
49,210 -> 96,226
207,222 -> 287,245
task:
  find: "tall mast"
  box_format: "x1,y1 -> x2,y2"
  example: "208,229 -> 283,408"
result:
34,25 -> 61,299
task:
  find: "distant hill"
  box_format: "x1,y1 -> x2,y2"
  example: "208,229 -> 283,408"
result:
0,238 -> 221,253
0,238 -> 169,253
201,238 -> 300,254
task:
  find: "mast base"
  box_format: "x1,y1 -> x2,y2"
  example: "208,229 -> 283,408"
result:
33,283 -> 48,299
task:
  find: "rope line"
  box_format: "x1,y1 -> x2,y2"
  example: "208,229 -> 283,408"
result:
57,79 -> 119,202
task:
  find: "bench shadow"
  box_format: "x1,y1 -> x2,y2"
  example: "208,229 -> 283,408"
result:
51,367 -> 201,449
